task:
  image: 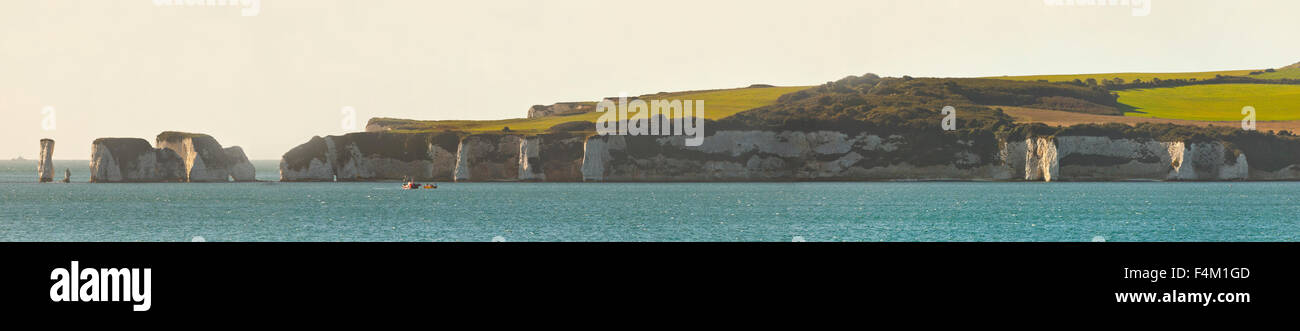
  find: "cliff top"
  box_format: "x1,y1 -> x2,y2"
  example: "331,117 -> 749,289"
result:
156,131 -> 214,142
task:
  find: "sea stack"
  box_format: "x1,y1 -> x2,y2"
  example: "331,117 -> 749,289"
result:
155,132 -> 226,182
38,139 -> 54,183
89,138 -> 187,183
224,146 -> 257,182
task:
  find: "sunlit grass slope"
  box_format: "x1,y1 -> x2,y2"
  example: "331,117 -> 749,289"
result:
1117,84 -> 1300,121
376,86 -> 813,134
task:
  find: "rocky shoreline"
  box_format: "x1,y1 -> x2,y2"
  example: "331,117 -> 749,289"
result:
277,129 -> 1300,182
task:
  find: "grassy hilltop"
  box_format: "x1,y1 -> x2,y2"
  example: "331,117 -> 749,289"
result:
987,62 -> 1300,122
370,61 -> 1300,136
369,86 -> 810,134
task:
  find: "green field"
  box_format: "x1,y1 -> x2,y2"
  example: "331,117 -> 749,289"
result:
987,69 -> 1260,83
382,85 -> 812,133
1117,84 -> 1300,121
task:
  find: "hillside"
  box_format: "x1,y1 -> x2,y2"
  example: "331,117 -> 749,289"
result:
368,85 -> 810,134
1251,65 -> 1300,80
1117,84 -> 1300,121
367,61 -> 1300,134
723,74 -> 1121,132
283,67 -> 1300,184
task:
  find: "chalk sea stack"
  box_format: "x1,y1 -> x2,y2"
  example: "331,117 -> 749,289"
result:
90,138 -> 186,183
89,132 -> 256,183
224,146 -> 257,182
38,139 -> 54,183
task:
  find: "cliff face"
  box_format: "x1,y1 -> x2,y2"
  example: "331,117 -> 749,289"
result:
281,130 -> 1300,182
90,138 -> 186,183
156,132 -> 234,182
454,134 -> 522,181
89,133 -> 253,183
224,146 -> 257,181
581,131 -> 1013,181
537,133 -> 587,181
280,132 -> 463,182
38,139 -> 55,183
1001,136 -> 1250,182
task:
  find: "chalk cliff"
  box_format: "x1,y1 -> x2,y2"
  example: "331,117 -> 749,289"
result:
281,129 -> 1300,182
156,132 -> 236,182
280,132 -> 462,182
1001,136 -> 1251,182
89,138 -> 186,183
224,146 -> 257,182
89,133 -> 252,183
454,134 -> 522,181
38,139 -> 54,183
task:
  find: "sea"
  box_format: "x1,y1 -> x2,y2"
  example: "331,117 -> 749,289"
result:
1,160 -> 1298,242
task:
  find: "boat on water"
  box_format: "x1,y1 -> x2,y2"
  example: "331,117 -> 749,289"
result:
401,177 -> 437,190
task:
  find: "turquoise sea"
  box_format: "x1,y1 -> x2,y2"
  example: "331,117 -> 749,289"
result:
1,160 -> 1298,242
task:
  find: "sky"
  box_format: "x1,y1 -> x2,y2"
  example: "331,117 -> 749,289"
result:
2,0 -> 1299,160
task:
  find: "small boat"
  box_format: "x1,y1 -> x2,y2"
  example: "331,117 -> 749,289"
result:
402,180 -> 437,190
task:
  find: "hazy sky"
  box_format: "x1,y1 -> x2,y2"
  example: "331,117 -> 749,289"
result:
3,0 -> 1298,159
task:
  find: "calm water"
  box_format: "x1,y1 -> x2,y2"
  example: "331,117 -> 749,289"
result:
1,160 -> 1298,242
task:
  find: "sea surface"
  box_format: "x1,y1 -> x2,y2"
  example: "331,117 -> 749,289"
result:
1,160 -> 1298,242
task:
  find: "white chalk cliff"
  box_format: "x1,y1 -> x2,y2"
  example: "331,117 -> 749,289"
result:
90,133 -> 253,183
89,138 -> 186,183
280,130 -> 1300,182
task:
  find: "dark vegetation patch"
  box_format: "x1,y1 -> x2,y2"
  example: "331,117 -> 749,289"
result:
1223,131 -> 1300,172
156,131 -> 211,142
1094,75 -> 1300,90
